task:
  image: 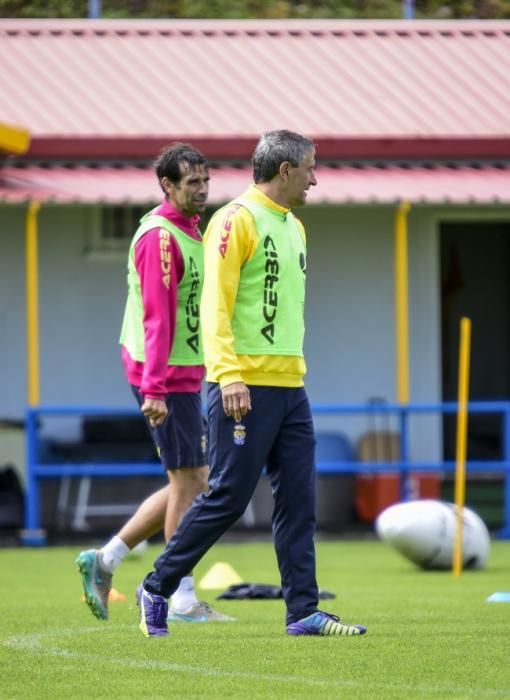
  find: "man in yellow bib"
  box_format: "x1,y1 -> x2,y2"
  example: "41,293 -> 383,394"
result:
137,130 -> 367,638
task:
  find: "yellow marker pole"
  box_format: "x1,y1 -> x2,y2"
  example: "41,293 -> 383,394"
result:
453,317 -> 471,576
395,201 -> 411,404
26,200 -> 41,406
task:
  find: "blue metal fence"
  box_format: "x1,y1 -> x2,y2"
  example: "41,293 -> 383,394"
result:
22,401 -> 510,544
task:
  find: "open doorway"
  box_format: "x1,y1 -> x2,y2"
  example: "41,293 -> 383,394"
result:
440,220 -> 510,462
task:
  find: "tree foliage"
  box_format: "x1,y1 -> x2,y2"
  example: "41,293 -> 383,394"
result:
0,0 -> 509,19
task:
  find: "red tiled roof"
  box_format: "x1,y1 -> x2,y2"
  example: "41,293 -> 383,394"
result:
1,19 -> 510,159
1,163 -> 509,205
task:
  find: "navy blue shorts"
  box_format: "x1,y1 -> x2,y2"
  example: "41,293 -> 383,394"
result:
131,386 -> 207,472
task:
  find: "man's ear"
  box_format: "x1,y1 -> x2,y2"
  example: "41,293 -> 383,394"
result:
160,176 -> 175,195
279,161 -> 291,180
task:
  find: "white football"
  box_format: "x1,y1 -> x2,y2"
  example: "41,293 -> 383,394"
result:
375,499 -> 490,570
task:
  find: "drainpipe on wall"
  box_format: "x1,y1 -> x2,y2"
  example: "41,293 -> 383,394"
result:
88,0 -> 101,18
395,201 -> 411,405
403,0 -> 415,19
26,200 -> 41,407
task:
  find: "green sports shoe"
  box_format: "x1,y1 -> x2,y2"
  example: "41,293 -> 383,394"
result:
76,549 -> 112,621
167,601 -> 236,623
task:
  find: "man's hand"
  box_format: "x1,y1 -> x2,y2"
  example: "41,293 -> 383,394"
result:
221,382 -> 251,422
141,397 -> 168,427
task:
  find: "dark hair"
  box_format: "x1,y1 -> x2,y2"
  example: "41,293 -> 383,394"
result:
252,130 -> 315,184
154,142 -> 208,187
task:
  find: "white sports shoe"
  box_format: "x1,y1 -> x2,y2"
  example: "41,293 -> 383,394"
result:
167,600 -> 236,622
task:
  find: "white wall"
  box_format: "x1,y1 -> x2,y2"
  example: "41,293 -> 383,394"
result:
1,206 -> 27,418
0,204 -> 131,444
302,206 -> 399,403
299,205 -> 442,461
0,201 -> 457,460
36,206 -> 130,408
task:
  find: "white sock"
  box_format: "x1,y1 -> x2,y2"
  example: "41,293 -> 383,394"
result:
100,536 -> 130,574
171,576 -> 198,612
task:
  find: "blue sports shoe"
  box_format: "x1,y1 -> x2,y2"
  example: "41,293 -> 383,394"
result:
76,549 -> 112,621
287,611 -> 367,637
136,585 -> 169,637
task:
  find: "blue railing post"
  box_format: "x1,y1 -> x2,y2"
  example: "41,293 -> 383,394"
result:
498,406 -> 510,538
399,406 -> 411,500
20,408 -> 47,546
25,408 -> 38,530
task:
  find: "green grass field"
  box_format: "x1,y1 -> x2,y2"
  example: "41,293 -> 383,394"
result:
1,539 -> 509,699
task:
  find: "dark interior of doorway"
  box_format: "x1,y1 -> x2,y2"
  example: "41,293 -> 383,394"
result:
440,220 -> 510,526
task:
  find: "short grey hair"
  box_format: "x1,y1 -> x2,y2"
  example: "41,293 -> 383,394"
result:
252,129 -> 315,184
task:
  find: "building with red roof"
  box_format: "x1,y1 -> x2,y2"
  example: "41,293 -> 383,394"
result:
1,19 -> 510,531
1,19 -> 510,203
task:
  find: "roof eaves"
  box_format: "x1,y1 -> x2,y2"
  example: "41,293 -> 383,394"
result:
1,18 -> 509,39
23,135 -> 510,161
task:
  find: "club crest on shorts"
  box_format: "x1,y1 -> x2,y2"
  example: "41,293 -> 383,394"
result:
233,422 -> 246,446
